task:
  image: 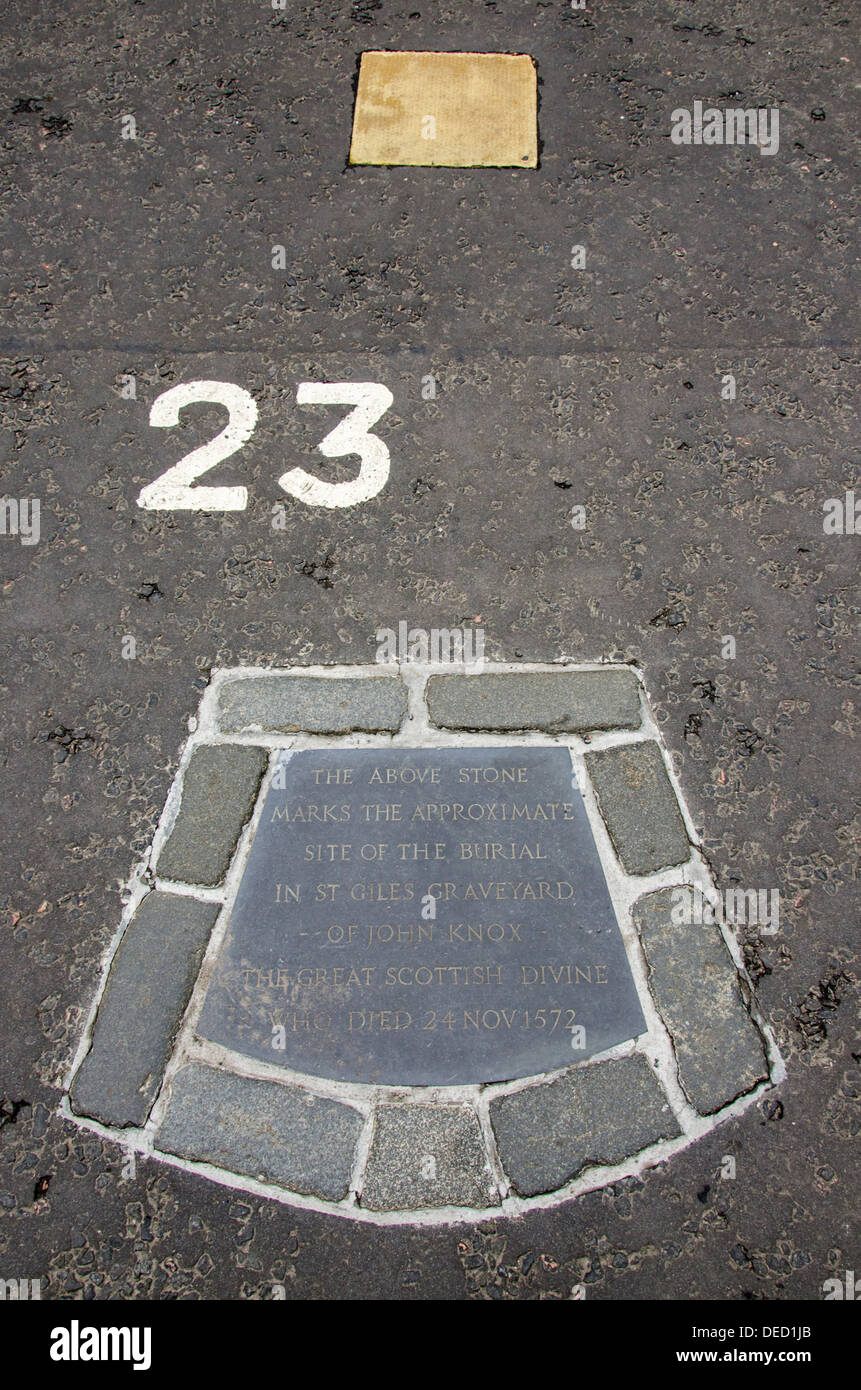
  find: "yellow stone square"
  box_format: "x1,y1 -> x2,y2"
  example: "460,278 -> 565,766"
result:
349,51 -> 538,168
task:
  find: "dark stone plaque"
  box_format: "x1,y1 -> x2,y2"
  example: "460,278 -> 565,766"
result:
197,748 -> 646,1085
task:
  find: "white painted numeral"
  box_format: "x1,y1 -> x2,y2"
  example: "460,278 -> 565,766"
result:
137,380 -> 393,512
138,380 -> 258,511
278,382 -> 393,509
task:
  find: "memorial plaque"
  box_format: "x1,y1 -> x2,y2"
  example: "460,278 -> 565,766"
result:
197,748 -> 646,1085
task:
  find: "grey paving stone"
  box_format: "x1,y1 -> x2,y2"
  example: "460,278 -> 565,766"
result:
70,894 -> 219,1129
361,1104 -> 499,1211
155,744 -> 268,886
634,887 -> 769,1114
155,1064 -> 363,1201
490,1054 -> 679,1197
426,669 -> 641,732
585,740 -> 690,875
217,675 -> 407,734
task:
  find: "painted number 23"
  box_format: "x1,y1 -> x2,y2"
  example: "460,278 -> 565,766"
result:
136,379 -> 393,511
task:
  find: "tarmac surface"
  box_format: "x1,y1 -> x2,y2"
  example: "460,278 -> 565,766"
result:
0,0 -> 857,1299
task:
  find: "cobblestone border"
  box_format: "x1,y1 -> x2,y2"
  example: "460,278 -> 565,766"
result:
61,662 -> 783,1226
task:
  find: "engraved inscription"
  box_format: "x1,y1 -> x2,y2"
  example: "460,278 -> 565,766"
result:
197,747 -> 647,1085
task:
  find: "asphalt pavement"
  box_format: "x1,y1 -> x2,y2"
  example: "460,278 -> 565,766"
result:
0,0 -> 857,1301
